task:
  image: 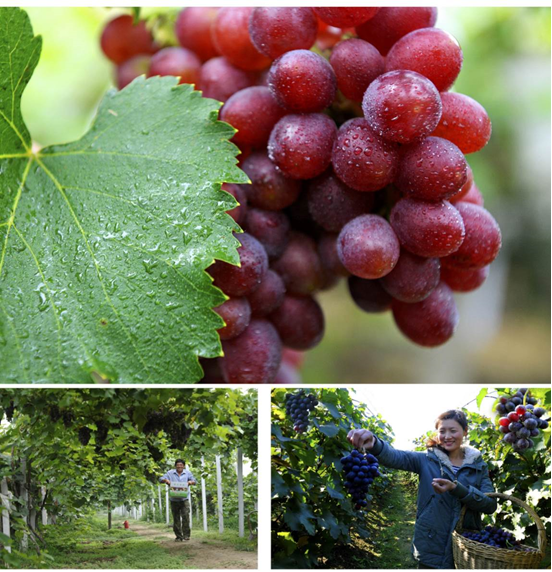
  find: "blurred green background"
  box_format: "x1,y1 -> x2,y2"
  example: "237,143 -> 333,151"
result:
22,7 -> 551,384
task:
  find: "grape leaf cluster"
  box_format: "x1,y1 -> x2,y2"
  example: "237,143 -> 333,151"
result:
462,526 -> 529,551
495,389 -> 549,451
340,449 -> 380,510
101,7 -> 501,382
284,390 -> 318,433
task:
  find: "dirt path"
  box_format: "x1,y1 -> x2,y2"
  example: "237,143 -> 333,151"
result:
127,522 -> 257,569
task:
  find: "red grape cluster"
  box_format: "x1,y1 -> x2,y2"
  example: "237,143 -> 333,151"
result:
284,389 -> 318,433
495,389 -> 549,452
462,526 -> 527,551
340,449 -> 380,510
100,7 -> 501,382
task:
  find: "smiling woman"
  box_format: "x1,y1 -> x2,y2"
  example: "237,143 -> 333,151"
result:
348,410 -> 496,569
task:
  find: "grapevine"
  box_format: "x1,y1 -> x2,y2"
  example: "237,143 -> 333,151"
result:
97,6 -> 501,383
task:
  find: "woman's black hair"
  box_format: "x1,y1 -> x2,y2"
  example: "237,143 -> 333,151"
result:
174,459 -> 185,466
426,410 -> 468,451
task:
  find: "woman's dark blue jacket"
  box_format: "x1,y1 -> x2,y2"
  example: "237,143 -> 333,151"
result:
371,438 -> 497,569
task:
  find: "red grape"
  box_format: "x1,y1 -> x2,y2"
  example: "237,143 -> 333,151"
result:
101,14 -> 157,65
247,269 -> 286,317
362,70 -> 442,144
356,7 -> 438,56
220,319 -> 282,383
385,28 -> 463,92
175,7 -> 220,62
432,92 -> 492,154
443,202 -> 501,269
220,86 -> 286,148
199,57 -> 256,102
329,38 -> 385,103
332,118 -> 399,192
215,297 -> 251,340
390,199 -> 466,258
337,214 -> 400,279
268,49 -> 337,113
396,136 -> 468,201
381,250 -> 440,303
392,282 -> 459,347
222,183 -> 247,225
307,170 -> 374,232
209,233 -> 268,297
243,208 -> 290,259
440,265 -> 489,293
313,7 -> 379,28
148,47 -> 201,85
116,55 -> 150,90
268,113 -> 337,180
212,8 -> 271,71
272,232 -> 325,295
241,151 -> 301,210
249,8 -> 318,60
270,295 -> 325,350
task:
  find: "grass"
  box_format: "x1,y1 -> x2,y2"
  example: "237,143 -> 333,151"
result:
31,513 -> 256,569
321,473 -> 418,569
123,518 -> 256,552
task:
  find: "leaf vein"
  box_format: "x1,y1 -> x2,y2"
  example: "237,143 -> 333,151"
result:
35,156 -> 153,382
0,156 -> 33,279
12,225 -> 62,381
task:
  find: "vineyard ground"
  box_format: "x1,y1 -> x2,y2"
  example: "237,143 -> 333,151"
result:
37,515 -> 257,569
321,473 -> 417,569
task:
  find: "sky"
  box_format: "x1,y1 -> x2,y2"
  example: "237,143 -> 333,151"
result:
350,385 -> 498,449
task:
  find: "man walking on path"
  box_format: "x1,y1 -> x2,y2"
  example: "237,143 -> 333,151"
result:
160,459 -> 196,541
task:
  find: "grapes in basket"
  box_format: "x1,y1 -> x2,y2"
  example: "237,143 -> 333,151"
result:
494,388 -> 550,451
340,449 -> 381,510
462,526 -> 530,551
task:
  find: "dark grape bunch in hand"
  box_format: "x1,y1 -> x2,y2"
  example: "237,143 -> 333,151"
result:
100,6 -> 502,382
285,390 -> 318,433
462,526 -> 529,551
495,388 -> 549,452
340,449 -> 380,510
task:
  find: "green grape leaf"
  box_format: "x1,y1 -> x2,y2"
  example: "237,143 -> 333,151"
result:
0,8 -> 247,383
476,388 -> 488,409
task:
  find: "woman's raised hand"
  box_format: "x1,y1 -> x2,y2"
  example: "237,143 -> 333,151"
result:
347,429 -> 376,450
432,478 -> 457,494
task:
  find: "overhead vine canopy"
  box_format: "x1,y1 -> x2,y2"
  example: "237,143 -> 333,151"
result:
0,388 -> 257,513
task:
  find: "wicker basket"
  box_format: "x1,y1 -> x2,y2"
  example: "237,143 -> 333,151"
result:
452,492 -> 546,569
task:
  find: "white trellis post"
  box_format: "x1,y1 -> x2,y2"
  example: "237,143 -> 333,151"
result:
1,478 -> 11,553
237,447 -> 244,538
201,457 -> 207,532
158,485 -> 162,514
215,455 -> 224,534
41,486 -> 48,526
21,459 -> 28,550
151,497 -> 155,521
165,487 -> 170,525
189,492 -> 193,530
